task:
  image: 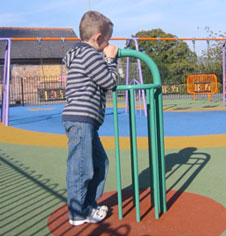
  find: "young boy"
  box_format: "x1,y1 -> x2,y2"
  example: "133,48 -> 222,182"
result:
62,11 -> 118,226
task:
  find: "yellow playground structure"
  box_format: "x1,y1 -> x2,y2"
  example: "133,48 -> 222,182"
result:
187,74 -> 218,101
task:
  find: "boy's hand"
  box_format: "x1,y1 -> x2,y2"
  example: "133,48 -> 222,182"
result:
104,45 -> 118,58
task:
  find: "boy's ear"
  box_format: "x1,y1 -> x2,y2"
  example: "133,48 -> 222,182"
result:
95,33 -> 103,44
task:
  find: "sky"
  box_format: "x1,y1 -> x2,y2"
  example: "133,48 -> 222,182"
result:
1,0 -> 226,54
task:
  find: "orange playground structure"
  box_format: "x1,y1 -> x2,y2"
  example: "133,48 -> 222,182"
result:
186,74 -> 218,101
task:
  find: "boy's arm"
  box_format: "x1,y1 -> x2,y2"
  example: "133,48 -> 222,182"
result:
85,46 -> 119,90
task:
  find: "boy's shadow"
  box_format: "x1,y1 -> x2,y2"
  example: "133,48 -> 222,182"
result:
100,147 -> 210,216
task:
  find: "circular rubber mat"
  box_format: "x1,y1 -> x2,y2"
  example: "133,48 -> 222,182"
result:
48,189 -> 226,236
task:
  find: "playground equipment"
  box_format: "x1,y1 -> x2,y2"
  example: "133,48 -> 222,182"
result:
2,36 -> 226,126
113,48 -> 167,222
187,74 -> 218,101
186,38 -> 218,101
125,38 -> 147,116
223,41 -> 226,106
0,38 -> 11,126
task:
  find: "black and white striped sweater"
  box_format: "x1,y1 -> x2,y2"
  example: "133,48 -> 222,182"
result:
62,41 -> 118,128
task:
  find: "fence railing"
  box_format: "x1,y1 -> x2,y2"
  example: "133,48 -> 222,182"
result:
0,75 -> 223,106
0,75 -> 66,105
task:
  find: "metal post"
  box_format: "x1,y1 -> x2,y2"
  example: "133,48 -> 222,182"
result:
156,89 -> 167,213
128,89 -> 135,205
146,89 -> 154,205
21,77 -> 25,106
129,88 -> 140,222
133,38 -> 147,116
150,88 -> 160,218
0,38 -> 11,126
223,42 -> 225,106
125,57 -> 130,113
113,89 -> 123,219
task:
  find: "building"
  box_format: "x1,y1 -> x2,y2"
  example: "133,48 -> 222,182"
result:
0,27 -> 78,104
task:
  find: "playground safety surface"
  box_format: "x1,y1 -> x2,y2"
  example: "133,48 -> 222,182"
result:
1,98 -> 226,236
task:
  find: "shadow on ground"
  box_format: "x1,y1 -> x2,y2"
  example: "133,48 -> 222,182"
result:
0,150 -> 67,236
0,146 -> 211,235
100,147 -> 210,216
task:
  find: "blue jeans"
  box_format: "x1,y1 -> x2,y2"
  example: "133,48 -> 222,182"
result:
64,121 -> 109,220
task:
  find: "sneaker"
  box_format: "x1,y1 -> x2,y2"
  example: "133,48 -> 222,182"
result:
69,207 -> 107,226
87,207 -> 107,223
97,205 -> 108,213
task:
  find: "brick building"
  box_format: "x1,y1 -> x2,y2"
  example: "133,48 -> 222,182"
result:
0,27 -> 78,104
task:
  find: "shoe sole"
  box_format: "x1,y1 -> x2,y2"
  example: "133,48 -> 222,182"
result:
69,215 -> 106,226
69,219 -> 88,226
69,206 -> 108,226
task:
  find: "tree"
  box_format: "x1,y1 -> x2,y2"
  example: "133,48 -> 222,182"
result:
129,29 -> 197,85
198,27 -> 225,90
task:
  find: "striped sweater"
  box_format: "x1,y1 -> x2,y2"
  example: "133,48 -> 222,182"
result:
62,41 -> 118,128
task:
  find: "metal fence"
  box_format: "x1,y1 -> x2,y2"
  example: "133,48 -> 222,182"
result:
6,76 -> 66,105
0,74 -> 223,106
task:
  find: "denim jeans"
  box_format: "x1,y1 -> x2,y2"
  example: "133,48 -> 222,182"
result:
64,121 -> 109,220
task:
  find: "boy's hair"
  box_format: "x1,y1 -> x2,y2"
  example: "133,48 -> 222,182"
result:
79,11 -> 113,41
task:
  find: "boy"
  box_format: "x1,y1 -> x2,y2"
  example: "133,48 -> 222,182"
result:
62,11 -> 118,226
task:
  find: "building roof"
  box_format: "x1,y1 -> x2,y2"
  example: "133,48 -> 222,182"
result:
0,27 -> 78,62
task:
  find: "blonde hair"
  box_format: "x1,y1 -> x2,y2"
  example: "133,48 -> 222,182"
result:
79,11 -> 113,41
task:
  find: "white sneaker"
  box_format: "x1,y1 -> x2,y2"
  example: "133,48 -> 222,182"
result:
69,207 -> 107,226
87,207 -> 107,223
97,205 -> 108,213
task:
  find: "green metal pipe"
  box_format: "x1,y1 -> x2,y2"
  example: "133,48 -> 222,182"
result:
150,88 -> 160,219
129,88 -> 140,222
156,91 -> 167,213
112,89 -> 123,219
113,48 -> 166,221
116,83 -> 161,91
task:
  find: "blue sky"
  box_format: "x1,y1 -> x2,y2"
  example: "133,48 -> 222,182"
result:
1,0 -> 226,54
